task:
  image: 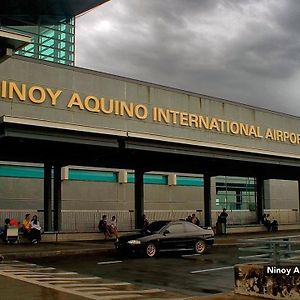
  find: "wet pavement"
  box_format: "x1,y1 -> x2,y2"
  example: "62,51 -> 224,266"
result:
1,229 -> 300,260
0,230 -> 299,299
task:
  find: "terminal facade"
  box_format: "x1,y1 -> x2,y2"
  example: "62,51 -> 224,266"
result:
0,0 -> 299,232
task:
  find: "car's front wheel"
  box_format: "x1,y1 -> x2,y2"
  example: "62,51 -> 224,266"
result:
195,240 -> 206,254
145,242 -> 157,257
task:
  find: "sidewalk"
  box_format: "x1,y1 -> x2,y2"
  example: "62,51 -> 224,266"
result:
1,229 -> 299,260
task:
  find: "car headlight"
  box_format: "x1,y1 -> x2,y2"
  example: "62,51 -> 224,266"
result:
127,240 -> 141,245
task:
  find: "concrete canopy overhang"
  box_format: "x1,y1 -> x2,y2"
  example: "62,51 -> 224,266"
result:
0,29 -> 31,62
1,56 -> 300,181
0,0 -> 110,25
1,116 -> 300,180
0,29 -> 31,51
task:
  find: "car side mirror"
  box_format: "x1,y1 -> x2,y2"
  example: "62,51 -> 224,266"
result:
163,230 -> 170,235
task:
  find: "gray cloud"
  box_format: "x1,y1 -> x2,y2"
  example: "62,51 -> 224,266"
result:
76,0 -> 300,116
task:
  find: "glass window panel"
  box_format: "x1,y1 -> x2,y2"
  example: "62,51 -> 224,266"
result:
5,17 -> 75,66
216,176 -> 256,210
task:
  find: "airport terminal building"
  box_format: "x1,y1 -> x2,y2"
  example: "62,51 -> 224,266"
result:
0,0 -> 300,232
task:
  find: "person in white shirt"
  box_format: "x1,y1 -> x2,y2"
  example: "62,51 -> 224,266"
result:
108,215 -> 119,240
30,215 -> 42,243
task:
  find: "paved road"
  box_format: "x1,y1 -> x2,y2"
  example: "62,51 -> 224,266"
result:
0,260 -> 195,299
24,246 -> 240,298
2,232 -> 300,299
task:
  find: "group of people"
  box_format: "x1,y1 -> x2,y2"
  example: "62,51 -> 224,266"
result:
98,214 -> 150,240
1,211 -> 279,244
98,215 -> 119,240
22,214 -> 42,244
0,213 -> 42,244
262,213 -> 278,232
186,213 -> 200,226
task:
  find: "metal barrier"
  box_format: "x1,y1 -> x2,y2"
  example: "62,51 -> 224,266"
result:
0,209 -> 299,232
239,237 -> 300,264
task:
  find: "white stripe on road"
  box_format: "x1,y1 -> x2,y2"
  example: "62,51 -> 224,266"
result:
0,267 -> 56,272
36,277 -> 100,281
191,266 -> 233,274
74,287 -> 110,291
44,281 -> 81,284
181,254 -> 201,258
89,295 -> 143,300
97,260 -> 122,265
89,288 -> 165,295
59,283 -> 131,287
0,263 -> 167,299
0,263 -> 37,267
15,272 -> 78,276
21,273 -> 78,278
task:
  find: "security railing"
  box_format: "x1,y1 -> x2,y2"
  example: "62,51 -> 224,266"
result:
0,209 -> 298,232
238,237 -> 300,264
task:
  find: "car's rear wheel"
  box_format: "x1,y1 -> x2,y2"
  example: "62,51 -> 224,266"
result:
195,240 -> 206,254
145,242 -> 157,257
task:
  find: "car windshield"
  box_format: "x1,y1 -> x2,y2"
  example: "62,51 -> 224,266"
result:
142,221 -> 170,233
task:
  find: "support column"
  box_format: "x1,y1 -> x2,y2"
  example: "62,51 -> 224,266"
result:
236,190 -> 242,210
135,169 -> 144,229
298,180 -> 300,222
256,177 -> 264,224
204,174 -> 212,227
53,165 -> 62,231
43,163 -> 52,231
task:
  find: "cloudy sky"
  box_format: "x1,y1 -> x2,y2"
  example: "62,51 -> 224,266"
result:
76,0 -> 300,117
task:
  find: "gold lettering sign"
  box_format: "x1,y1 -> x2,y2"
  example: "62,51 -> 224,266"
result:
1,79 -> 300,146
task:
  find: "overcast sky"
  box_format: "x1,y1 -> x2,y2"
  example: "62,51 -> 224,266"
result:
76,0 -> 300,117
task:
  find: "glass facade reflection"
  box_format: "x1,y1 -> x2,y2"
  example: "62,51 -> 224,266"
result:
216,176 -> 256,211
3,19 -> 75,66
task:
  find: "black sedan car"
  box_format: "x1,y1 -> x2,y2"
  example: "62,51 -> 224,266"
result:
115,220 -> 214,257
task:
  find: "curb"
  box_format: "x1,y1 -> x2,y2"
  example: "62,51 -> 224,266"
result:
1,247 -> 115,260
1,243 -> 238,260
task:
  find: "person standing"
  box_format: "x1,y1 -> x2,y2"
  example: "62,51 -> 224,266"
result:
219,208 -> 228,234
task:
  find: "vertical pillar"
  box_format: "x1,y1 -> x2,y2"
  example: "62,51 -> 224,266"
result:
210,177 -> 216,210
236,190 -> 242,210
53,165 -> 62,231
43,163 -> 52,231
298,180 -> 300,222
256,177 -> 264,224
135,169 -> 144,229
204,174 -> 212,227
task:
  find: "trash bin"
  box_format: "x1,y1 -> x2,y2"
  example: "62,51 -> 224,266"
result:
221,222 -> 226,234
216,221 -> 223,235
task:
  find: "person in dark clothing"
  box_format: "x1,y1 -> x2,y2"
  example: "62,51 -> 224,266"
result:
262,214 -> 278,232
98,215 -> 110,239
262,213 -> 271,231
218,208 -> 228,234
220,208 -> 228,221
143,214 -> 149,227
186,215 -> 192,222
0,218 -> 10,242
